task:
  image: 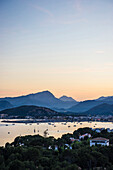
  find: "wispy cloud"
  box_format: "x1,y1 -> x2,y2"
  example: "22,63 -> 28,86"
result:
31,4 -> 53,18
59,18 -> 87,25
30,1 -> 86,26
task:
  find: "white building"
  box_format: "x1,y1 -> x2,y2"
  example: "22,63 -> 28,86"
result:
79,133 -> 91,140
95,129 -> 101,133
90,137 -> 109,146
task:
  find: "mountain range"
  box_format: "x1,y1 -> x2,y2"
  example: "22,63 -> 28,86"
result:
68,100 -> 103,112
0,91 -> 77,111
59,95 -> 75,102
0,100 -> 13,111
0,90 -> 113,115
84,103 -> 113,115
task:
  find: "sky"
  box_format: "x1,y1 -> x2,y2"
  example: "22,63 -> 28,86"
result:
0,0 -> 113,101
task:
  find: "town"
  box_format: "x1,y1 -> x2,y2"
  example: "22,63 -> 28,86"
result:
1,114 -> 113,124
1,127 -> 113,169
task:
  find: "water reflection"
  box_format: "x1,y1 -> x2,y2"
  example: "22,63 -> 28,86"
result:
0,119 -> 113,146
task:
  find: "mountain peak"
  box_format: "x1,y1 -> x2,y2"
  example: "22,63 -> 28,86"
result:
35,90 -> 55,97
97,96 -> 113,101
59,95 -> 76,102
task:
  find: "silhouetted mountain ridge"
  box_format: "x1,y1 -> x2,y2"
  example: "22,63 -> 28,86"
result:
0,90 -> 77,109
96,96 -> 113,104
0,91 -> 113,113
59,95 -> 76,102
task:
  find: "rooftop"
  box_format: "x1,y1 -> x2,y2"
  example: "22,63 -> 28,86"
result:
91,137 -> 109,141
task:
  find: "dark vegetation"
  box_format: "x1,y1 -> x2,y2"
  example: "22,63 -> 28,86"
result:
0,105 -> 58,117
0,128 -> 113,170
1,103 -> 113,119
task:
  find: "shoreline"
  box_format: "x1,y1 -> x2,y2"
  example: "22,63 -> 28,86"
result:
1,119 -> 113,124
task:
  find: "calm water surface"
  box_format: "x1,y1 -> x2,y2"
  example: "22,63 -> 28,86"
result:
0,119 -> 113,146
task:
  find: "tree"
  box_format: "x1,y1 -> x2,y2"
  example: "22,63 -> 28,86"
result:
8,160 -> 25,170
65,164 -> 78,170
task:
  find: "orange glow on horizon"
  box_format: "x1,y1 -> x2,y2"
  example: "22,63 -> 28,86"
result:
0,88 -> 113,101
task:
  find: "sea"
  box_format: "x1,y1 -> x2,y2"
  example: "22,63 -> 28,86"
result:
0,119 -> 113,146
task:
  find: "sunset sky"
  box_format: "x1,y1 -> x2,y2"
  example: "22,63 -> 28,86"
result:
0,0 -> 113,101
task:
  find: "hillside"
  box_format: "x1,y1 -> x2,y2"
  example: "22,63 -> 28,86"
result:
0,91 -> 113,113
68,100 -> 103,112
0,105 -> 58,117
96,96 -> 113,104
0,91 -> 77,109
85,103 -> 113,115
0,100 -> 13,111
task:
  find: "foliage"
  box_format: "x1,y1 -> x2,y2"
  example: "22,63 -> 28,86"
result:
0,128 -> 113,170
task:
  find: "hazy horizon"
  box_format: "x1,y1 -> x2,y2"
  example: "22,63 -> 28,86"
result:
0,0 -> 113,101
0,89 -> 113,102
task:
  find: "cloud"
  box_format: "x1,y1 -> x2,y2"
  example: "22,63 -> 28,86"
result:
31,4 -> 53,18
59,18 -> 87,25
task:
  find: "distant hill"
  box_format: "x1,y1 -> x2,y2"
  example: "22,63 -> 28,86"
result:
0,100 -> 13,111
96,96 -> 113,104
0,91 -> 77,109
59,95 -> 76,102
0,105 -> 58,117
68,100 -> 103,112
84,103 -> 113,115
0,91 -> 113,113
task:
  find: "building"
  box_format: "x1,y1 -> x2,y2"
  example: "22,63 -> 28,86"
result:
70,137 -> 80,143
95,128 -> 101,133
79,133 -> 91,140
90,137 -> 109,146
